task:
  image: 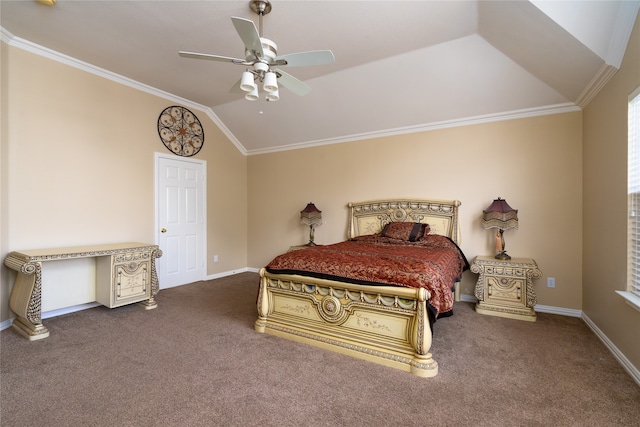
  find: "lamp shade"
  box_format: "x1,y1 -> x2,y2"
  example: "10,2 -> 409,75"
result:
482,197 -> 518,230
300,203 -> 322,226
263,71 -> 278,93
266,90 -> 279,102
240,71 -> 256,92
244,85 -> 259,101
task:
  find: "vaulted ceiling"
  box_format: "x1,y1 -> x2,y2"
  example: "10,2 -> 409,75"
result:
2,1 -> 639,154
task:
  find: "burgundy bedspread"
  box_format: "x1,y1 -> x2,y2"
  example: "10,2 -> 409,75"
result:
266,234 -> 469,316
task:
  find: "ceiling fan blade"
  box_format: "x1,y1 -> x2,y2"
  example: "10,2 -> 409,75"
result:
275,69 -> 311,96
179,51 -> 245,63
231,16 -> 264,58
275,50 -> 335,67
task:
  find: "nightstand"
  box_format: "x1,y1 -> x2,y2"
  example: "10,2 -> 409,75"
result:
470,256 -> 542,322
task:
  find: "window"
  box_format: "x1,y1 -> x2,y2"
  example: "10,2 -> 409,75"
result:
619,86 -> 640,310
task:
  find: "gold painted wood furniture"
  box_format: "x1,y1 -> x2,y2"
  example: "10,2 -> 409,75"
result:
471,256 -> 541,322
288,245 -> 312,252
4,242 -> 162,340
256,198 -> 461,378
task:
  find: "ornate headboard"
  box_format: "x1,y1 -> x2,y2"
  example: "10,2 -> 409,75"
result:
347,198 -> 462,244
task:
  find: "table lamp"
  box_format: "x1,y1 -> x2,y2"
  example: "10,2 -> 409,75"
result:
300,203 -> 322,246
482,197 -> 518,260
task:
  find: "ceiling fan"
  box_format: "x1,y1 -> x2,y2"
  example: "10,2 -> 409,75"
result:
179,0 -> 335,102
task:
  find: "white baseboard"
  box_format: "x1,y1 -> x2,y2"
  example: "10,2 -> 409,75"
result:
205,267 -> 256,281
582,312 -> 640,387
1,318 -> 12,331
459,294 -> 477,304
0,269 -> 256,332
458,294 -> 582,317
459,294 -> 639,386
533,304 -> 582,317
42,302 -> 101,319
0,302 -> 102,332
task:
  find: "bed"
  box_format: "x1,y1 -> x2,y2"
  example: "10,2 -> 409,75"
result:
255,198 -> 466,377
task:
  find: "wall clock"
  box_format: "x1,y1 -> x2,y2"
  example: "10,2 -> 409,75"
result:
157,106 -> 204,157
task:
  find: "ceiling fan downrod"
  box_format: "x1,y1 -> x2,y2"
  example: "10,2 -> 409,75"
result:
249,0 -> 271,37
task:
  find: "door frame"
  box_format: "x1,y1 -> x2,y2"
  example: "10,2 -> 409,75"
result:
154,152 -> 207,289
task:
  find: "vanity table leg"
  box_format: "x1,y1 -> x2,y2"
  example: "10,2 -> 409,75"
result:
5,257 -> 49,340
139,248 -> 162,310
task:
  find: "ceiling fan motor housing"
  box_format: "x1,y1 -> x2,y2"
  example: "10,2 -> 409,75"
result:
246,38 -> 277,63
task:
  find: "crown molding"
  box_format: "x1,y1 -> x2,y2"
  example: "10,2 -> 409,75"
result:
575,63 -> 618,109
605,0 -> 640,69
1,25 -> 597,158
0,26 -> 13,44
574,0 -> 638,110
1,27 -> 248,156
246,103 -> 581,155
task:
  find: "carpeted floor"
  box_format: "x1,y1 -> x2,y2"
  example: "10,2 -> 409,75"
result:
1,272 -> 639,426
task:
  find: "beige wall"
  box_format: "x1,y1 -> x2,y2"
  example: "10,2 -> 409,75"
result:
248,112 -> 583,309
583,17 -> 640,370
0,44 -> 247,321
1,37 -> 9,325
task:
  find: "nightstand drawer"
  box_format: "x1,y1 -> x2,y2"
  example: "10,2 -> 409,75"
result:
485,275 -> 525,306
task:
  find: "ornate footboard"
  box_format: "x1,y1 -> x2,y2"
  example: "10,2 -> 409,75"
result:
255,268 -> 438,377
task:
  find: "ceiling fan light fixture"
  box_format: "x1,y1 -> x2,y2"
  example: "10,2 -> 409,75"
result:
179,0 -> 334,102
240,71 -> 256,92
263,71 -> 278,93
266,90 -> 279,102
253,61 -> 269,73
245,86 -> 259,101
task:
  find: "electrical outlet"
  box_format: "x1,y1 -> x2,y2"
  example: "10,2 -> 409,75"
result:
214,255 -> 219,263
547,277 -> 555,288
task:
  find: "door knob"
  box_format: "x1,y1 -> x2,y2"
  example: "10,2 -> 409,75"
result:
161,228 -> 167,233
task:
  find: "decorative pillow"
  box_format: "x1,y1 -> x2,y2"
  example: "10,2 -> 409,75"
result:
380,222 -> 429,242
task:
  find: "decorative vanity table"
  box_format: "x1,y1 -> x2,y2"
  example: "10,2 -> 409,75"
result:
4,242 -> 162,340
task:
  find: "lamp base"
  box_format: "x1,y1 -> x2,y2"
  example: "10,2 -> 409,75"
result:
306,241 -> 317,246
495,251 -> 511,260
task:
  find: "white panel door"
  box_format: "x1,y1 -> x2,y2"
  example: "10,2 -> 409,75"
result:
156,154 -> 206,288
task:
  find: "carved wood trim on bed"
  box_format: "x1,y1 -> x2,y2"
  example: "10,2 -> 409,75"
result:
255,198 -> 462,378
347,198 -> 461,244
